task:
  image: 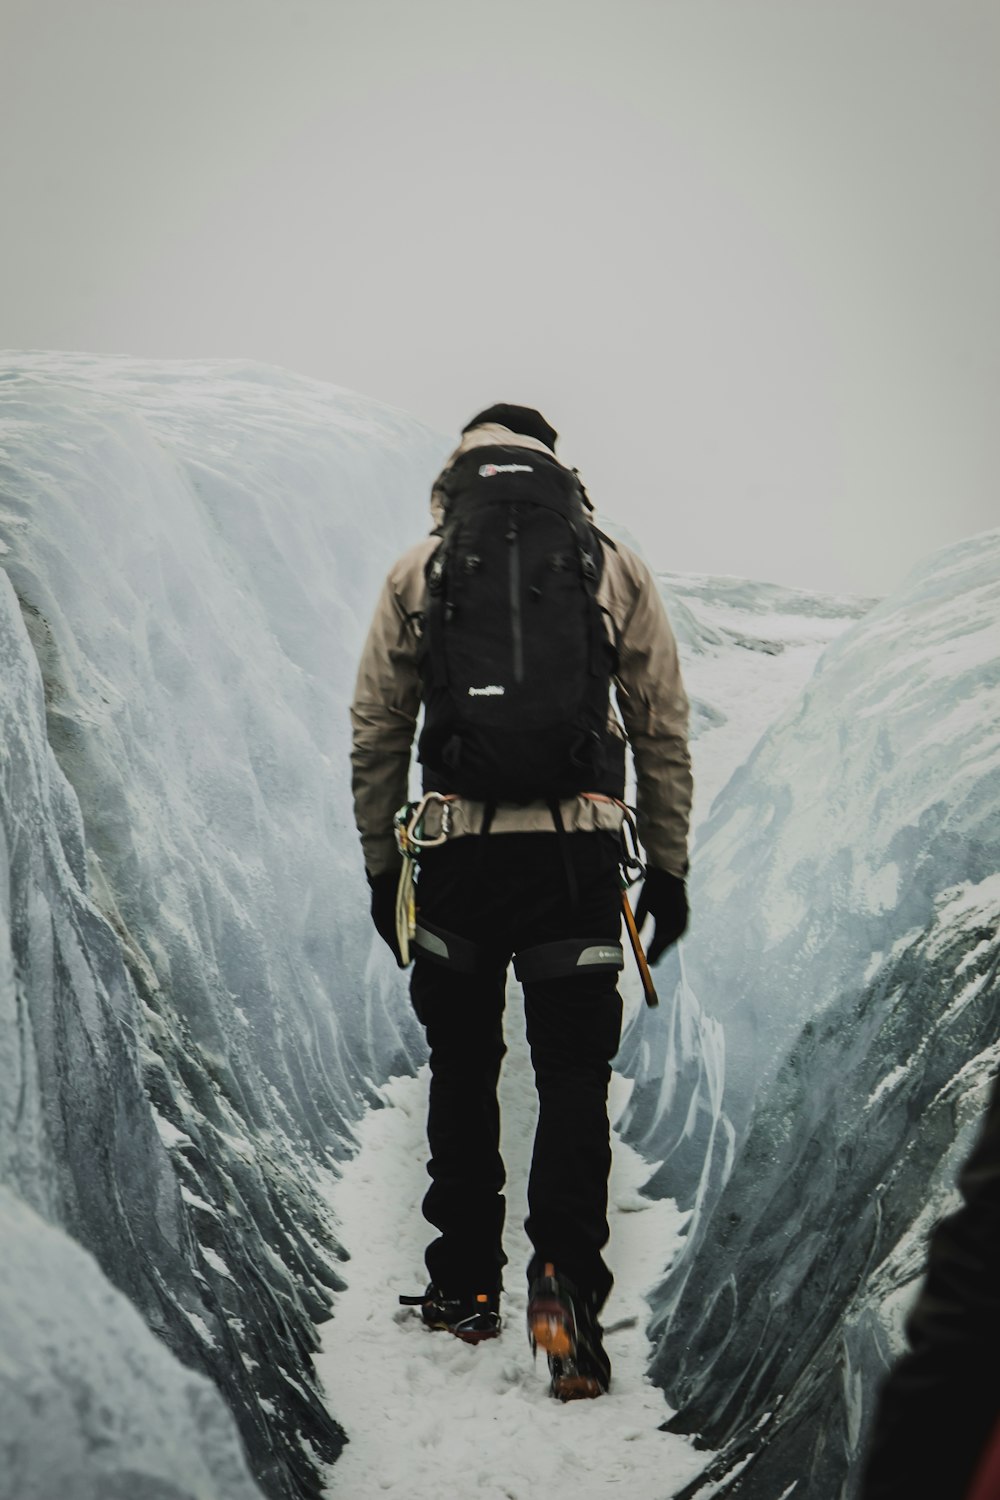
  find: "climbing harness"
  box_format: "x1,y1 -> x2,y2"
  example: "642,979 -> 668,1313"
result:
390,790 -> 658,1003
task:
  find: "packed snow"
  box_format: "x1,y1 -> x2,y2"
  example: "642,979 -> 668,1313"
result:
315,1029 -> 704,1500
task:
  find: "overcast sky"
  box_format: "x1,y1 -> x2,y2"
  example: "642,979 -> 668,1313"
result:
3,0 -> 997,595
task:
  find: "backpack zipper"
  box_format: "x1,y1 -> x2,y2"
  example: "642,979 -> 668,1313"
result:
507,510 -> 524,684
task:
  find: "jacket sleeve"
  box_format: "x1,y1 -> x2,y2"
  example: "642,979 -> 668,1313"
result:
613,555 -> 693,879
349,569 -> 422,877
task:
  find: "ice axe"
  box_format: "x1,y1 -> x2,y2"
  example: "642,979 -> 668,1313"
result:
612,798 -> 660,1008
622,890 -> 659,1008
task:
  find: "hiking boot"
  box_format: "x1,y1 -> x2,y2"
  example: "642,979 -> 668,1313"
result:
399,1285 -> 501,1344
526,1263 -> 611,1400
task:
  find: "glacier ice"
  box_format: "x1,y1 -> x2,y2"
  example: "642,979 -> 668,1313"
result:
0,354 -> 450,1498
0,1185 -> 265,1500
645,528 -> 1000,1498
616,572 -> 873,1208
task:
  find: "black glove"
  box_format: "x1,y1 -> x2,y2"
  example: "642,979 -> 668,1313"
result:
367,867 -> 402,964
634,867 -> 688,965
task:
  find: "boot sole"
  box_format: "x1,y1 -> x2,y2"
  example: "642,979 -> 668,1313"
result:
451,1325 -> 501,1345
423,1315 -> 502,1345
551,1369 -> 607,1401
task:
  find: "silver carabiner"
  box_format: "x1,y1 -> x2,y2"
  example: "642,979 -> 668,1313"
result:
614,798 -> 645,881
406,792 -> 452,849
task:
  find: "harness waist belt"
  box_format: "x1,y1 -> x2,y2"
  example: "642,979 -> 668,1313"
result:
513,939 -> 624,984
411,924 -> 624,982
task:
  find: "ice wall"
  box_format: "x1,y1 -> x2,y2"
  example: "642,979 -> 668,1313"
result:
0,355 -> 449,1499
648,528 -> 1000,1498
616,574 -> 873,1215
0,1186 -> 265,1500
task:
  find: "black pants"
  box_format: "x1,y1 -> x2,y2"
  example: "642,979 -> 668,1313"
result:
410,831 -> 624,1310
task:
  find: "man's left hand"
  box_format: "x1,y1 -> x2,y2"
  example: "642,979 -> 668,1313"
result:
367,867 -> 403,964
634,868 -> 688,964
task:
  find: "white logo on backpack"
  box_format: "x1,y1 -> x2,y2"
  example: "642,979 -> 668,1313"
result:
478,463 -> 534,477
468,685 -> 505,696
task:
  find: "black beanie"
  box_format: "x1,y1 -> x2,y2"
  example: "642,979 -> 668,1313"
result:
462,403 -> 558,452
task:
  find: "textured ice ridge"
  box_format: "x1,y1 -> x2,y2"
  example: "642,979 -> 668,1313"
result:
0,353 -> 450,1499
0,1186 -> 266,1500
645,526 -> 1000,1498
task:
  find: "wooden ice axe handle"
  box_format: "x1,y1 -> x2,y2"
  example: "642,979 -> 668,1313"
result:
622,891 -> 659,1008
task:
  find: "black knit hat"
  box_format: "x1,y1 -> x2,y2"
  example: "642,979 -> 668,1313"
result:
462,403 -> 558,451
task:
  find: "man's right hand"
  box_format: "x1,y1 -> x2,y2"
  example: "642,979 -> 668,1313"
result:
367,868 -> 403,964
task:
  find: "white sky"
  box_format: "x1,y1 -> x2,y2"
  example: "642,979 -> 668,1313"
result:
2,0 -> 997,594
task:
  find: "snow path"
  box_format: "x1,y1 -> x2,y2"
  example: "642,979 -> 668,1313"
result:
316,991 -> 707,1500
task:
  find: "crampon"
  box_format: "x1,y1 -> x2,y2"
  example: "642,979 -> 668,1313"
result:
526,1263 -> 610,1400
399,1285 -> 501,1344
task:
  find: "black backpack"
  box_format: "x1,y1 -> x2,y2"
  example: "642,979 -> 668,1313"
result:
417,444 -> 625,804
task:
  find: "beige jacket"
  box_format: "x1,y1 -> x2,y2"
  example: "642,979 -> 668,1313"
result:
350,425 -> 693,879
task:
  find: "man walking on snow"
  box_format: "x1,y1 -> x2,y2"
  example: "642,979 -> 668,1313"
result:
350,403 -> 692,1399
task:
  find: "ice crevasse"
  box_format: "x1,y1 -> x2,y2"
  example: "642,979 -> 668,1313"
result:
0,352 -> 997,1500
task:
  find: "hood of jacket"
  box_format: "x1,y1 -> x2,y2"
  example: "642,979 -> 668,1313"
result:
429,423 -> 562,529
